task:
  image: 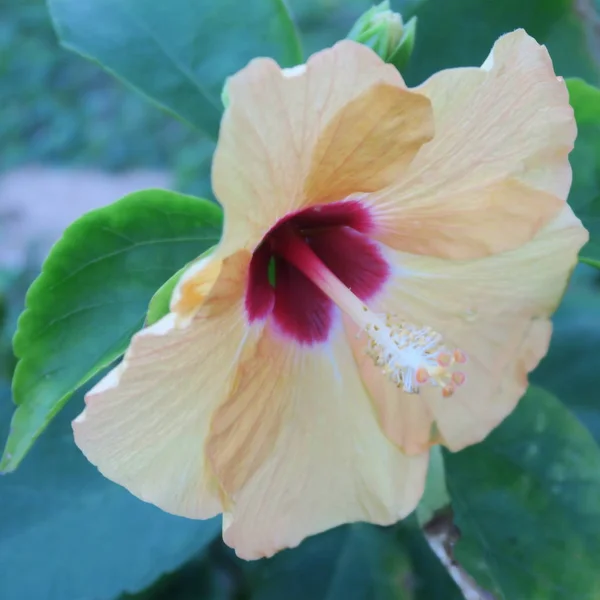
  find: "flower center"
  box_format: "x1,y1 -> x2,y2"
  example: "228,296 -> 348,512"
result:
272,224 -> 468,397
245,200 -> 468,396
245,200 -> 389,343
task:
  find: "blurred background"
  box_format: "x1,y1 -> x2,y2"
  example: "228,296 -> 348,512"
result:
1,0 -> 599,599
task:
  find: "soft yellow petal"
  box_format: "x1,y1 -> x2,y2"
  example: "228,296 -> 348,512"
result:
73,251 -> 251,518
304,83 -> 433,203
370,206 -> 587,451
344,317 -> 434,455
170,249 -> 246,323
424,318 -> 552,451
370,29 -> 575,259
213,40 -> 433,254
207,324 -> 429,559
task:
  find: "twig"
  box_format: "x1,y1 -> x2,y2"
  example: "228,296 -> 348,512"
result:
423,509 -> 496,600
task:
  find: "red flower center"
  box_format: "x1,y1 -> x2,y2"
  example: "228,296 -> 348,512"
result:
245,200 -> 390,343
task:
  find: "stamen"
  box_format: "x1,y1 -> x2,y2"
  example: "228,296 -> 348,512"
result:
271,226 -> 468,396
362,314 -> 467,395
442,384 -> 456,398
416,367 -> 430,384
452,371 -> 466,386
437,352 -> 452,368
453,349 -> 467,364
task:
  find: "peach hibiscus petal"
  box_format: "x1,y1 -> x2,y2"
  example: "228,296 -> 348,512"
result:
343,317 -> 435,455
366,206 -> 587,452
171,250 -> 249,323
213,40 -> 433,253
304,82 -> 433,203
207,324 -> 429,560
73,251 -> 252,518
423,318 -> 553,451
370,29 -> 576,259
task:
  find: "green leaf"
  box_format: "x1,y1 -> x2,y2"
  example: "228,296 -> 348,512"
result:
1,189 -> 222,472
568,79 -> 600,124
247,525 -> 414,600
145,265 -> 188,328
0,383 -> 220,600
444,385 -> 600,599
47,0 -> 303,138
174,138 -> 217,199
118,550 -> 232,600
406,0 -> 600,86
415,445 -> 450,527
580,255 -> 600,268
270,0 -> 304,66
533,266 -> 600,442
567,78 -> 600,267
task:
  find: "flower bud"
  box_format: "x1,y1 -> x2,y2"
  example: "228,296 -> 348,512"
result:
347,1 -> 417,72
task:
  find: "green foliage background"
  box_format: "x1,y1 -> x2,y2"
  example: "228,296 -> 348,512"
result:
1,0 -> 600,599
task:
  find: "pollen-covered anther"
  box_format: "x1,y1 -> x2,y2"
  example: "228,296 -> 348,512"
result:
436,352 -> 452,368
415,367 -> 430,384
442,384 -> 456,398
453,349 -> 467,364
452,371 -> 466,386
363,313 -> 468,396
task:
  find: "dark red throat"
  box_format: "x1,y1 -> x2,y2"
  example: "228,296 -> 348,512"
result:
245,200 -> 390,344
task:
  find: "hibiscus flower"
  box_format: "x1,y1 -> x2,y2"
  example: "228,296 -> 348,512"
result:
73,30 -> 588,559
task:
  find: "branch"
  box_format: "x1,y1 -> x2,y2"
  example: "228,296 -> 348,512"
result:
423,510 -> 496,600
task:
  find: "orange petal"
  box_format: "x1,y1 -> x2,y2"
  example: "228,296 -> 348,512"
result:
213,40 -> 433,254
343,317 -> 434,455
171,250 -> 249,323
207,324 -> 429,559
370,30 -> 576,259
371,206 -> 587,452
170,253 -> 224,320
304,82 -> 433,203
73,251 -> 251,518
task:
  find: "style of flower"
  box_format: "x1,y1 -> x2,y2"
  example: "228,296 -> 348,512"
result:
73,30 -> 588,559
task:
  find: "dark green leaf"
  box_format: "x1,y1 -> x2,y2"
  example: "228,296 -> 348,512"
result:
406,0 -> 600,86
533,266 -> 600,442
174,138 -> 217,199
567,78 -> 600,267
47,0 -> 303,138
2,189 -> 222,472
0,383 -> 220,600
118,548 -> 235,600
445,386 -> 600,599
399,523 -> 463,600
248,525 -> 414,600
